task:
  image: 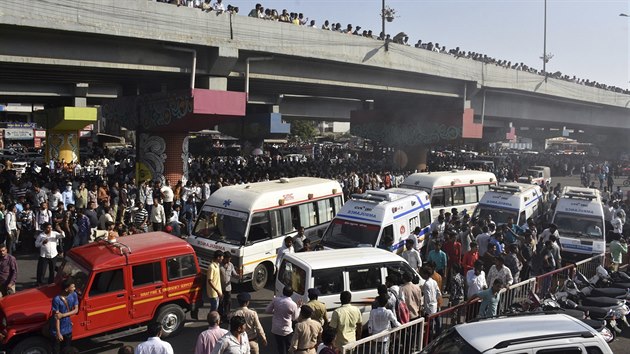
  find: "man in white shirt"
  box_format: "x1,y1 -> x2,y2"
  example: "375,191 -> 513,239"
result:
368,296 -> 400,353
401,239 -> 422,272
420,268 -> 441,316
212,0 -> 225,13
35,222 -> 64,285
136,322 -> 174,354
466,260 -> 487,299
275,237 -> 294,270
160,181 -> 175,220
539,224 -> 559,244
475,226 -> 492,256
611,211 -> 624,239
150,198 -> 166,232
486,257 -> 513,289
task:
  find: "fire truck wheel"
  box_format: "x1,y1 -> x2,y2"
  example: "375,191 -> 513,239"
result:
155,304 -> 186,337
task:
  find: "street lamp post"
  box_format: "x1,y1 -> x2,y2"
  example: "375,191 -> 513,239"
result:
381,1 -> 396,51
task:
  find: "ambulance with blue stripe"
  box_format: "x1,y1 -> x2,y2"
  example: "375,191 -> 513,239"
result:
320,188 -> 432,252
473,182 -> 545,226
551,187 -> 605,262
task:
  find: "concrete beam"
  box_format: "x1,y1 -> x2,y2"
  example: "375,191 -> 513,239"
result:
207,46 -> 239,77
279,96 -> 364,121
0,82 -> 120,98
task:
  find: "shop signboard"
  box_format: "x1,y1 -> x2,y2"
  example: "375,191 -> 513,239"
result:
4,128 -> 34,140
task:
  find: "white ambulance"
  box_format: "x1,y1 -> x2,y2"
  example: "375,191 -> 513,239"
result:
473,182 -> 545,226
551,187 -> 605,262
188,177 -> 343,290
320,188 -> 432,253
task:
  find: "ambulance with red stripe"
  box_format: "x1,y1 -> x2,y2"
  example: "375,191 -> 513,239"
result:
188,177 -> 344,291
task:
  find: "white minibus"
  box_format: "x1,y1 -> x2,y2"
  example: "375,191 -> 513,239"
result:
400,170 -> 497,219
276,248 -> 421,323
551,187 -> 605,263
320,188 -> 432,252
473,182 -> 545,226
188,177 -> 343,290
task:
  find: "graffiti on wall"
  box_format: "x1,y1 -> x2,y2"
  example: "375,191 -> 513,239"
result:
136,133 -> 166,183
351,120 -> 461,146
46,131 -> 79,163
102,91 -> 193,130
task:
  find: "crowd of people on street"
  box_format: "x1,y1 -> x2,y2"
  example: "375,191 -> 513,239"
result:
0,139 -> 628,352
153,0 -> 630,95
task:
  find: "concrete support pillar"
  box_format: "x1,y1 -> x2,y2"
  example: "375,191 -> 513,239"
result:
405,145 -> 429,172
198,77 -> 228,91
45,130 -> 79,163
136,132 -> 189,185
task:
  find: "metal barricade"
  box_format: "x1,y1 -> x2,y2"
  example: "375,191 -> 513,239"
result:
497,277 -> 537,315
535,264 -> 573,297
422,299 -> 480,347
574,254 -> 605,279
341,317 -> 425,354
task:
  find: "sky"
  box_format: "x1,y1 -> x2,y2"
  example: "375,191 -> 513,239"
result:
230,0 -> 630,90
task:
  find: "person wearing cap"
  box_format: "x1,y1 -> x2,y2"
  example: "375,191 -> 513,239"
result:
207,250 -> 224,312
290,305 -> 322,354
306,288 -> 328,326
230,292 -> 267,354
194,311 -> 227,354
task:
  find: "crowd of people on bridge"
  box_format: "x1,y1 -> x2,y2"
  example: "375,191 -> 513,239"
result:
152,0 -> 630,96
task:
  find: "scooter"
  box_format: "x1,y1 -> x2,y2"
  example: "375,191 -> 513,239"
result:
559,278 -> 630,328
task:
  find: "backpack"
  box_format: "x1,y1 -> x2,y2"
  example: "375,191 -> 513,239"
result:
389,289 -> 410,324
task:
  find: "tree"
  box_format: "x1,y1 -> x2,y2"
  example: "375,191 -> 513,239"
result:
290,120 -> 317,142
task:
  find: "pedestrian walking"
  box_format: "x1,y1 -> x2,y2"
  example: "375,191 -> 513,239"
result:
50,278 -> 78,354
194,311 -> 228,354
290,305 -> 322,354
329,291 -> 362,349
219,252 -> 239,321
230,292 -> 268,354
35,222 -> 64,285
207,250 -> 224,312
0,243 -> 17,297
135,322 -> 174,354
211,316 -> 250,354
265,286 -> 300,354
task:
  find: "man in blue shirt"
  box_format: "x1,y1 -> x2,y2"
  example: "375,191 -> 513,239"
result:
470,278 -> 503,319
50,278 -> 78,354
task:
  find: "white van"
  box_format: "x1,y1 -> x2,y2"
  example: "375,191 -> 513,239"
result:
422,313 -> 613,354
275,248 -> 421,323
400,170 -> 497,220
320,188 -> 432,252
518,165 -> 551,186
188,177 -> 343,290
551,187 -> 605,263
473,182 -> 545,226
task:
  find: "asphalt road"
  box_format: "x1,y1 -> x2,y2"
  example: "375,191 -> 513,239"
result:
10,175 -> 630,353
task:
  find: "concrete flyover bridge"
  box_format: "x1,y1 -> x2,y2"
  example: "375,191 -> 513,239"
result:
0,0 -> 628,172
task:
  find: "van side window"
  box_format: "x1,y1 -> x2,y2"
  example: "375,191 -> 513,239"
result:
317,199 -> 334,223
477,184 -> 490,198
518,211 -> 526,225
452,187 -> 465,205
419,209 -> 431,227
537,348 -> 582,354
464,186 -> 478,203
248,212 -> 271,242
280,208 -> 294,234
431,189 -> 444,207
384,262 -> 415,284
585,347 -> 604,354
89,269 -> 125,297
313,268 -> 344,295
378,225 -> 394,249
278,260 -> 306,295
333,196 -> 343,214
348,265 -> 382,291
167,254 -> 197,280
133,262 -> 163,287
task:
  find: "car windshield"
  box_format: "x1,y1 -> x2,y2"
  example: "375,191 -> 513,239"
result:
193,207 -> 248,245
421,327 -> 481,354
321,218 -> 381,248
56,257 -> 90,297
554,213 -> 604,239
474,206 -> 518,225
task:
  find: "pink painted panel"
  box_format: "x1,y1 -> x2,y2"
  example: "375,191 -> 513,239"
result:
462,108 -> 483,139
192,89 -> 246,116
